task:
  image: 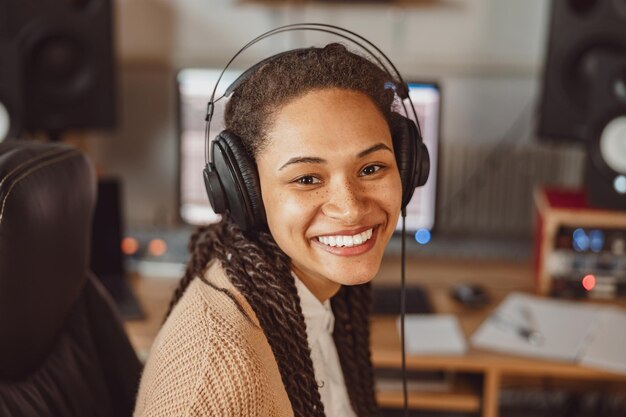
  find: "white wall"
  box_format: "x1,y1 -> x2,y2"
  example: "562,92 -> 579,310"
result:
86,0 -> 568,231
115,0 -> 550,76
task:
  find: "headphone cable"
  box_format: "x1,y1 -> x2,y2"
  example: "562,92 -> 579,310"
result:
401,207 -> 408,416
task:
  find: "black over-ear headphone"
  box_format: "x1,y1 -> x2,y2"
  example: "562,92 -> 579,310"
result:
203,24 -> 430,232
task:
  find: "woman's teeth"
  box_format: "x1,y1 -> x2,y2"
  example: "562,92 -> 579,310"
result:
317,228 -> 374,248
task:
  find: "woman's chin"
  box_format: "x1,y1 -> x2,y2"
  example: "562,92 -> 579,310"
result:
341,275 -> 376,287
326,264 -> 380,287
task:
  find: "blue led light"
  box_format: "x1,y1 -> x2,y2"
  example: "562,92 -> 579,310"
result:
415,228 -> 431,245
572,228 -> 590,252
589,229 -> 604,253
614,175 -> 626,194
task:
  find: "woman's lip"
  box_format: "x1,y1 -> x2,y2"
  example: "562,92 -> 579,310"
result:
313,224 -> 377,238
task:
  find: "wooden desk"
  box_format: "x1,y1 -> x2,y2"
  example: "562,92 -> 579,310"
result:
124,275 -> 179,362
372,256 -> 626,417
125,257 -> 626,417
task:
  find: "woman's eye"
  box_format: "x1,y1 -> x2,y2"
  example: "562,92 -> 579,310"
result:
295,175 -> 321,185
360,164 -> 383,176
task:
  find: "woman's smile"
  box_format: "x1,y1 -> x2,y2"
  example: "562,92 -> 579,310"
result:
312,225 -> 379,256
315,225 -> 374,247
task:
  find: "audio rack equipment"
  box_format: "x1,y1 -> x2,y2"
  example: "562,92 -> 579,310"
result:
534,187 -> 626,300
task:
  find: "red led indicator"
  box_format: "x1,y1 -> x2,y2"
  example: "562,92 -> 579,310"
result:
582,274 -> 596,291
148,239 -> 167,257
121,237 -> 139,255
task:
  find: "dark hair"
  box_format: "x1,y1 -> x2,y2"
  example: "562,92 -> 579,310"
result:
167,43 -> 397,417
226,43 -> 397,156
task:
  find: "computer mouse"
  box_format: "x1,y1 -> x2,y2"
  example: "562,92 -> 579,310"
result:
450,283 -> 490,308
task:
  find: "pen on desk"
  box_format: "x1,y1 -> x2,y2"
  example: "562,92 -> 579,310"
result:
490,309 -> 545,346
519,305 -> 545,346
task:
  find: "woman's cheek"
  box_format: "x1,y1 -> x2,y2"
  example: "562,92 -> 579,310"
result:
265,188 -> 324,233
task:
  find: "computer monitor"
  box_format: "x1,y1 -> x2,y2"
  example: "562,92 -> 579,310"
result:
176,69 -> 441,234
398,83 -> 440,234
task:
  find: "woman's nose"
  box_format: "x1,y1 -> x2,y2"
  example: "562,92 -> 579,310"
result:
321,179 -> 370,223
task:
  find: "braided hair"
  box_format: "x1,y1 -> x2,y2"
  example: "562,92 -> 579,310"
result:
166,44 -> 398,417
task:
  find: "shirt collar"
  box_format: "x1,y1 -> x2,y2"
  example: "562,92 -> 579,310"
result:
293,272 -> 335,346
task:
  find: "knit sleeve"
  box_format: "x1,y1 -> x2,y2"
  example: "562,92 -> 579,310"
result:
184,310 -> 281,417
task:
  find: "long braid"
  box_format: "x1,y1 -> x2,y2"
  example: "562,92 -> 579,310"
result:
350,284 -> 379,416
332,285 -> 379,417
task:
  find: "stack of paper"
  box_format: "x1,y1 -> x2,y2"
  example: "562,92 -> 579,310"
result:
399,314 -> 467,356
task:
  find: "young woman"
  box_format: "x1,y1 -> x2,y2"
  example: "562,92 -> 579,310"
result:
134,43 -> 409,417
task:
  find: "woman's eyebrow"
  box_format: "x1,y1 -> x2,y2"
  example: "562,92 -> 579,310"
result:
357,143 -> 393,158
279,156 -> 325,171
278,143 -> 393,171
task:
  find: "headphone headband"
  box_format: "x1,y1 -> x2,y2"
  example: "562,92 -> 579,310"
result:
203,23 -> 422,166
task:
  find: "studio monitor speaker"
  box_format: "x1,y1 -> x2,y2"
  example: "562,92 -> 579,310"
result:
538,0 -> 626,210
0,0 -> 116,135
538,0 -> 626,142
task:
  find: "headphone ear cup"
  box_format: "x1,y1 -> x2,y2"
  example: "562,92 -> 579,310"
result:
209,130 -> 266,231
416,141 -> 430,189
390,112 -> 418,209
204,164 -> 227,215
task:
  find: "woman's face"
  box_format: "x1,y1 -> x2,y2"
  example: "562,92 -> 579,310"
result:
256,88 -> 402,301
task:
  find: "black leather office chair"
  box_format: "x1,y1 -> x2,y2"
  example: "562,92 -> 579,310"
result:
0,141 -> 141,417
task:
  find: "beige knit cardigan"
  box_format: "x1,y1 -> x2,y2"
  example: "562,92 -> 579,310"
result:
133,261 -> 294,417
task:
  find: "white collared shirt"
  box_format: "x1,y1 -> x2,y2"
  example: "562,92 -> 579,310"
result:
294,275 -> 357,417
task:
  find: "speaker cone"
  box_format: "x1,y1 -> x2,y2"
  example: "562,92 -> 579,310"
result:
599,116 -> 626,174
26,32 -> 93,100
587,115 -> 626,208
0,101 -> 9,142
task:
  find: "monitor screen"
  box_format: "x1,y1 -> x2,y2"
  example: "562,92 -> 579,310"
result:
177,69 -> 440,233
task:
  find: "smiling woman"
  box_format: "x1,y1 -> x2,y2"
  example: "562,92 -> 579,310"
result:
133,42 -> 416,417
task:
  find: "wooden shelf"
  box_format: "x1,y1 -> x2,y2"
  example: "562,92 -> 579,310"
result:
377,375 -> 481,412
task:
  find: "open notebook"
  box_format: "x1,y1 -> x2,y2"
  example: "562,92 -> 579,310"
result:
471,292 -> 626,375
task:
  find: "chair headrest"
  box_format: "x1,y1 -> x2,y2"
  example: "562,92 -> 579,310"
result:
0,141 -> 96,378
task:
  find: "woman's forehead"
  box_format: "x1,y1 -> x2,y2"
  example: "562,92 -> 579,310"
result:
260,89 -> 392,161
